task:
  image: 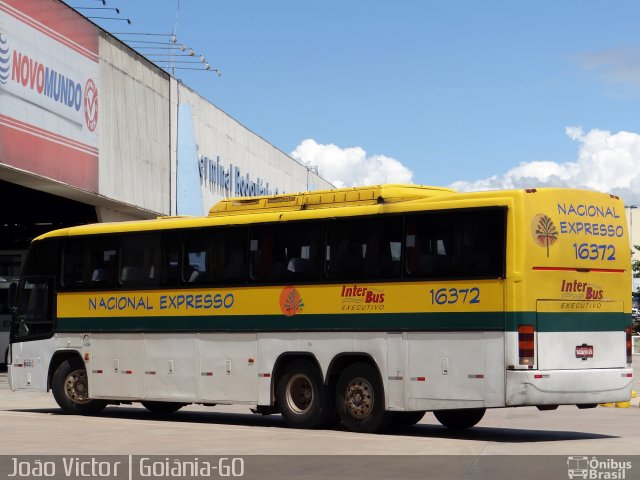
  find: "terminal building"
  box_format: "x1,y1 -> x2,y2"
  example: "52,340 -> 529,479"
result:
0,0 -> 332,277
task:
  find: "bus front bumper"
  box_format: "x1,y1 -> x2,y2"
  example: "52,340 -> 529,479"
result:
506,368 -> 633,406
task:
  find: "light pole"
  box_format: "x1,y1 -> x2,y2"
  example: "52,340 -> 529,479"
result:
628,205 -> 638,256
628,205 -> 638,309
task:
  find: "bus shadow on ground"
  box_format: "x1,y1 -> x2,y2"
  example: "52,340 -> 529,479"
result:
11,406 -> 616,443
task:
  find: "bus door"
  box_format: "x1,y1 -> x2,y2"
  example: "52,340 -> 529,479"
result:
10,276 -> 55,389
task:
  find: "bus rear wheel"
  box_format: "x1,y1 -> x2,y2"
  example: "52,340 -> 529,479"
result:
433,408 -> 486,429
336,362 -> 386,433
141,401 -> 186,414
52,358 -> 107,415
276,359 -> 331,429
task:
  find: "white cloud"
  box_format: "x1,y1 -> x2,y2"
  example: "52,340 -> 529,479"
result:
291,139 -> 413,188
451,127 -> 640,206
577,47 -> 640,88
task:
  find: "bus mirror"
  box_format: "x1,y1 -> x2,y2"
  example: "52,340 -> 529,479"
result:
16,320 -> 29,338
8,282 -> 17,311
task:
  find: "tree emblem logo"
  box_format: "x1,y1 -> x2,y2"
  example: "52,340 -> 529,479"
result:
279,286 -> 304,317
533,214 -> 559,257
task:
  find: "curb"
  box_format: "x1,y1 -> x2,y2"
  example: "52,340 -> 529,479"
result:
599,402 -> 631,408
599,390 -> 637,408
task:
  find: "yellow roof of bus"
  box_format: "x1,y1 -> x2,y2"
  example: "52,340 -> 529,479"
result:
32,184 -> 625,242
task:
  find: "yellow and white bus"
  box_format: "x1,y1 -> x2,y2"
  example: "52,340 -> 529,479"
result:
7,184 -> 633,432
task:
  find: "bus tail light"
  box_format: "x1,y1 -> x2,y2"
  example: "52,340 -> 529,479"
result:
518,324 -> 535,367
625,326 -> 633,366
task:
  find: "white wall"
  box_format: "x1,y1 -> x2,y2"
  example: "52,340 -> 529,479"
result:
98,34 -> 171,216
97,40 -> 332,219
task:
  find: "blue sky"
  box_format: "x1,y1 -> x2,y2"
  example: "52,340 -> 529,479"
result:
72,0 -> 640,203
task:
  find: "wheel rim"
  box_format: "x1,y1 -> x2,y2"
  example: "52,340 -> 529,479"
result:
285,373 -> 314,414
64,369 -> 91,404
344,376 -> 374,419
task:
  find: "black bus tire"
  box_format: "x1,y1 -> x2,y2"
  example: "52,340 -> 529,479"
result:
433,408 -> 486,429
141,401 -> 186,414
51,358 -> 107,415
392,410 -> 426,428
277,359 -> 329,429
336,362 -> 386,433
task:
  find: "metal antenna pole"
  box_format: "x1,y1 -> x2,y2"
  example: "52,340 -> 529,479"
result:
171,0 -> 181,77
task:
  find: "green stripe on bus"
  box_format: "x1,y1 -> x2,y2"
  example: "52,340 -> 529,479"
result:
535,312 -> 630,333
55,311 -> 629,333
505,312 -> 630,332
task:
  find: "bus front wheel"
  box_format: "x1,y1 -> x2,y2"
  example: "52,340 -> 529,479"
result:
433,408 -> 486,429
336,362 -> 387,433
52,358 -> 107,415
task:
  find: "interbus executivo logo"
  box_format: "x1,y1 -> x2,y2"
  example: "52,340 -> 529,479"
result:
340,284 -> 385,311
560,279 -> 604,300
0,33 -> 10,85
567,456 -> 632,479
532,213 -> 559,257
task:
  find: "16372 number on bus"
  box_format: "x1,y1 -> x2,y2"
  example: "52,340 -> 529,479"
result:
429,287 -> 480,305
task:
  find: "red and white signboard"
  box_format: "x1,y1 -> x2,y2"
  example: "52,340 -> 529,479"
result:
575,345 -> 594,358
0,0 -> 99,192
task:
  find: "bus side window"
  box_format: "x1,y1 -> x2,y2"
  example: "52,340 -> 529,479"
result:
62,242 -> 84,286
283,224 -> 321,281
249,226 -> 279,282
250,223 -> 320,284
455,209 -> 506,278
223,247 -> 246,282
368,217 -> 402,279
404,213 -> 453,278
163,233 -> 181,286
183,227 -> 247,285
219,228 -> 247,284
404,208 -> 506,279
119,233 -> 161,288
325,217 -> 401,281
61,237 -> 116,289
325,220 -> 366,280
